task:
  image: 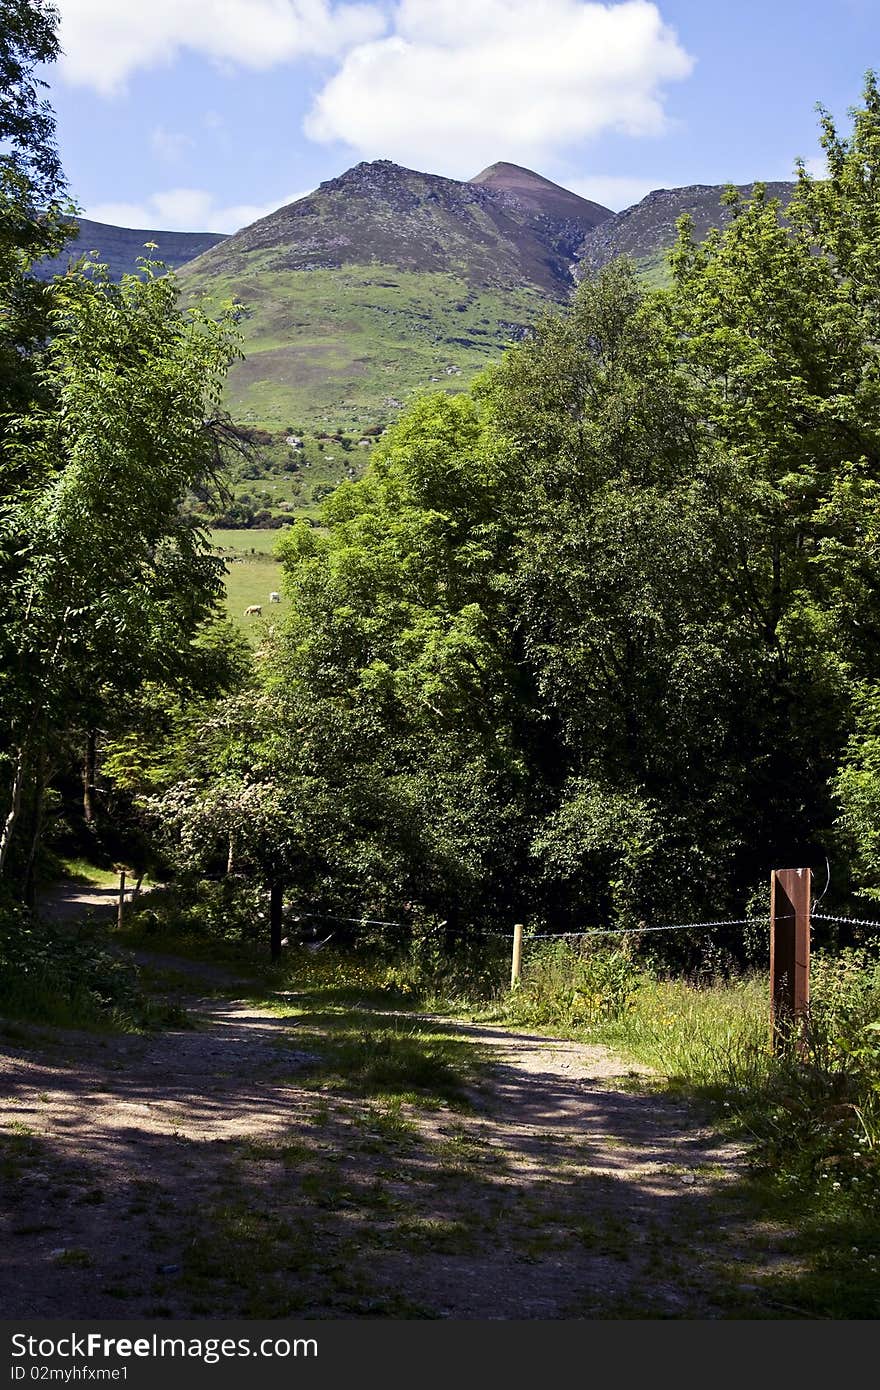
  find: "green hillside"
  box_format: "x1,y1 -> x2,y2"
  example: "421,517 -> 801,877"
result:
177,159 -> 612,434
183,263 -> 551,433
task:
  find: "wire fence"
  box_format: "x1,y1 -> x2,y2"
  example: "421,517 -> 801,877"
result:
291,903 -> 880,944
812,911 -> 880,932
292,908 -> 792,941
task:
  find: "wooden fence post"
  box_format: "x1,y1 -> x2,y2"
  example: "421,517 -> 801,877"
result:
116,866 -> 127,929
510,922 -> 524,988
270,878 -> 284,962
770,867 -> 811,1052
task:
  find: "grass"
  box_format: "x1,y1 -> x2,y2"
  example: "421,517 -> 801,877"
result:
181,263 -> 549,434
211,529 -> 285,635
271,1008 -> 485,1109
46,856 -> 124,889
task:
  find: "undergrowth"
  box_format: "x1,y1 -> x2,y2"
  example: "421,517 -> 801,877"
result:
0,896 -> 183,1032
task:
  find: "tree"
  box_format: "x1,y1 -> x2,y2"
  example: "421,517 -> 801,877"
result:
136,75 -> 880,947
0,254 -> 241,887
0,0 -> 69,259
668,74 -> 880,897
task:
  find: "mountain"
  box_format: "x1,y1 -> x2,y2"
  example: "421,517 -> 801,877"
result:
576,181 -> 798,286
176,159 -> 614,431
32,217 -> 228,281
32,168 -> 804,456
185,159 -> 612,296
470,161 -> 609,234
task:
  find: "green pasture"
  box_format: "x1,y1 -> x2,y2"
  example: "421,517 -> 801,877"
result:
212,529 -> 285,635
181,263 -> 547,433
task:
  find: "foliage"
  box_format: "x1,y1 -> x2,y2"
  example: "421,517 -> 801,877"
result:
0,892 -> 154,1028
132,78 -> 880,968
504,937 -> 642,1030
0,253 -> 241,886
0,2 -> 242,903
0,0 -> 69,260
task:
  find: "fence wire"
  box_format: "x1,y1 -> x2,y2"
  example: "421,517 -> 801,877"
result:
291,908 -> 787,941
530,915 -> 776,940
812,911 -> 880,932
287,904 -> 880,944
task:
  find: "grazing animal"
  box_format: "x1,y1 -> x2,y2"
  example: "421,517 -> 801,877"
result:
269,591 -> 281,603
244,604 -> 262,616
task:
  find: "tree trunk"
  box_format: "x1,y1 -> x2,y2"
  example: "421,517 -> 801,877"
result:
83,729 -> 97,825
0,740 -> 28,877
226,833 -> 235,875
270,878 -> 284,962
23,746 -> 48,909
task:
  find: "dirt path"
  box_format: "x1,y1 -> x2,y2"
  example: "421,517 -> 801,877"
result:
0,892 -> 791,1319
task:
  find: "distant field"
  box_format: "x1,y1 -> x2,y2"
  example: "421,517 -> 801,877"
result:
212,528 -> 281,556
212,529 -> 285,636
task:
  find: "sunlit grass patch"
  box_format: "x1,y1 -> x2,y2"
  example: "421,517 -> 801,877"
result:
594,972 -> 770,1094
292,1017 -> 486,1109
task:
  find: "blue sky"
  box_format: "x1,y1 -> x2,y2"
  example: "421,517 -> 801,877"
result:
43,0 -> 879,232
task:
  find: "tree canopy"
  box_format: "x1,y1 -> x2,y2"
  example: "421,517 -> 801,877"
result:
0,2 -> 242,893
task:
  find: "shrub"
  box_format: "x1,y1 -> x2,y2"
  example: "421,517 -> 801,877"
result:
505,937 -> 642,1029
0,896 -> 149,1029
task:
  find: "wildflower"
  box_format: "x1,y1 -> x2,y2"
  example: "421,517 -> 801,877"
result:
833,1181 -> 841,1190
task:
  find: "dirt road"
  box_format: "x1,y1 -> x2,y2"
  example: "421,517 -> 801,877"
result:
0,892 -> 791,1319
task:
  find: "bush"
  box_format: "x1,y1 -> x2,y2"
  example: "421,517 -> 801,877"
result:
505,937 -> 642,1029
689,946 -> 880,1205
0,897 -> 150,1029
128,877 -> 268,949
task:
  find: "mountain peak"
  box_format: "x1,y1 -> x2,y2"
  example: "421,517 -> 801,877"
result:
469,162 -> 611,229
471,161 -> 562,187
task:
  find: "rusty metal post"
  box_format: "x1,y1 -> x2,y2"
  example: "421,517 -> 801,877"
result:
770,867 -> 811,1052
510,923 -> 524,988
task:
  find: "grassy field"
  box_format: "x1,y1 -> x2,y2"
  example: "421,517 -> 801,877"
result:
181,263 -> 549,433
212,529 -> 285,634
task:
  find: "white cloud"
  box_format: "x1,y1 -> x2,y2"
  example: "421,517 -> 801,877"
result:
150,126 -> 195,162
568,174 -> 663,210
800,153 -> 828,180
86,188 -> 312,234
56,0 -> 386,96
304,0 -> 694,175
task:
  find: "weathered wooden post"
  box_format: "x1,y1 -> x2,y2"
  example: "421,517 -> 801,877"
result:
116,865 -> 127,929
270,879 -> 284,962
510,922 -> 524,988
770,867 -> 811,1052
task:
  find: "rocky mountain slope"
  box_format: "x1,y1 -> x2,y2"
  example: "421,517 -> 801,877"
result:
186,159 -> 611,296
32,217 -> 227,281
577,181 -> 797,286
176,160 -> 613,431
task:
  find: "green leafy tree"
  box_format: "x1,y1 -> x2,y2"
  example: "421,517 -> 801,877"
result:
140,75 -> 880,946
669,75 -> 880,896
0,254 -> 241,885
0,0 -> 69,257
